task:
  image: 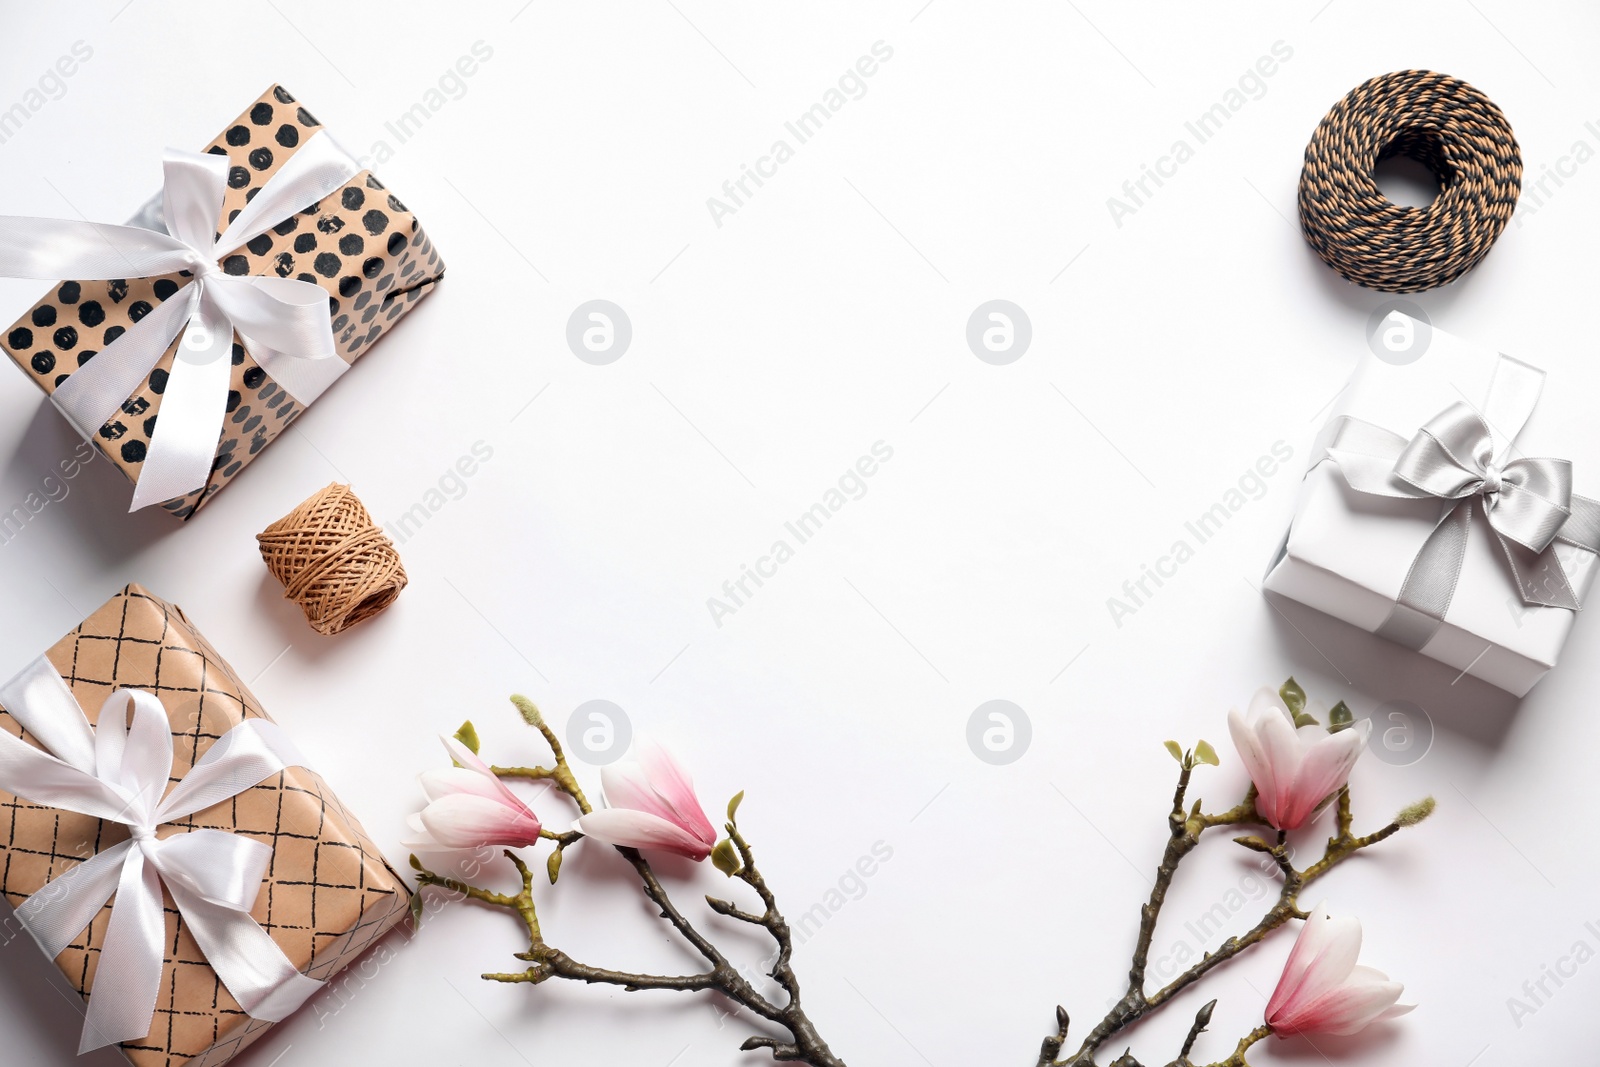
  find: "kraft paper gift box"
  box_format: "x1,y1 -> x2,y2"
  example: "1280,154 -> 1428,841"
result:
0,84 -> 445,520
0,585 -> 410,1066
1264,314 -> 1600,696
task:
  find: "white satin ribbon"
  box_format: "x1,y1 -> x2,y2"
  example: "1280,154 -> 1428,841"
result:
0,656 -> 322,1053
0,131 -> 361,510
1316,353 -> 1600,649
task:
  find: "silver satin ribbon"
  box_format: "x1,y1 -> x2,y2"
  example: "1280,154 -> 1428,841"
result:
1319,354 -> 1600,649
0,656 -> 322,1053
0,131 -> 360,510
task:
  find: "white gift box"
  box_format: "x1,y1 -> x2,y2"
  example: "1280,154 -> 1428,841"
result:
1264,315 -> 1600,696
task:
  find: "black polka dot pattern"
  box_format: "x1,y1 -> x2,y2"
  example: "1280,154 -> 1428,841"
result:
0,83 -> 445,521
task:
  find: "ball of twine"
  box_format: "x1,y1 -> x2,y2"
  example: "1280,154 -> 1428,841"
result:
1298,70 -> 1521,293
257,483 -> 407,636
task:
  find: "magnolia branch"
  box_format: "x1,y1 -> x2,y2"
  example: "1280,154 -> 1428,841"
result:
1035,737 -> 1433,1067
412,696 -> 846,1067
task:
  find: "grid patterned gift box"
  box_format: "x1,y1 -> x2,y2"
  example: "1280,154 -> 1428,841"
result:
0,585 -> 409,1066
0,84 -> 445,520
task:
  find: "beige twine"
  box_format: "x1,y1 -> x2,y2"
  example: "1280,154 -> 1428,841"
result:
257,483 -> 407,635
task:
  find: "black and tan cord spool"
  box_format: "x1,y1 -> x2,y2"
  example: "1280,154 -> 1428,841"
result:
258,483 -> 407,635
1298,70 -> 1521,293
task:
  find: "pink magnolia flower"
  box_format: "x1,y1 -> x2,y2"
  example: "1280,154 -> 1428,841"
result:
403,736 -> 543,851
574,741 -> 717,860
1266,903 -> 1413,1037
1228,688 -> 1371,830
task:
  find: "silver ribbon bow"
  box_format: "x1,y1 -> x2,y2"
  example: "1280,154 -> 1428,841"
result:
1322,357 -> 1600,649
0,131 -> 360,509
0,657 -> 322,1053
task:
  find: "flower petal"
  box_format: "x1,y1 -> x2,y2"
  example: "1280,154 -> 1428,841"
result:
1267,904 -> 1362,1026
1229,704 -> 1279,825
442,734 -> 495,776
575,808 -> 713,860
1266,907 -> 1410,1039
600,758 -> 683,826
440,733 -> 531,810
1288,973 -> 1405,1035
635,740 -> 716,849
1249,686 -> 1295,727
1254,700 -> 1306,828
1348,964 -> 1393,985
419,793 -> 542,849
399,812 -> 440,850
1281,724 -> 1367,829
420,766 -> 505,804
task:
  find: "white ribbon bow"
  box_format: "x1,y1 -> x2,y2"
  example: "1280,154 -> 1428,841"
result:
0,657 -> 322,1053
0,131 -> 361,509
1314,351 -> 1600,650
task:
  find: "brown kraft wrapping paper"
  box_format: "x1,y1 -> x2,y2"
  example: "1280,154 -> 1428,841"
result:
0,585 -> 409,1066
0,84 -> 445,520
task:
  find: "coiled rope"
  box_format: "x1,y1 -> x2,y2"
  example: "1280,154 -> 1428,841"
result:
1298,70 -> 1521,292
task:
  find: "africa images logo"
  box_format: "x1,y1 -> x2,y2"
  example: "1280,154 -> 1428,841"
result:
705,41 -> 895,228
706,441 -> 894,627
1106,441 -> 1294,627
1105,40 -> 1293,228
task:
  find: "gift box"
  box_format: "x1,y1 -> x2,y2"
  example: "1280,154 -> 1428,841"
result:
0,584 -> 410,1065
0,84 -> 444,520
1264,315 -> 1600,695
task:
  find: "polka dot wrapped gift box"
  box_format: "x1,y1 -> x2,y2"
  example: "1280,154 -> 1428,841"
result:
0,85 -> 445,520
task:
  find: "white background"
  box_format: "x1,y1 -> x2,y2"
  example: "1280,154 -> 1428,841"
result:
0,2 -> 1595,1065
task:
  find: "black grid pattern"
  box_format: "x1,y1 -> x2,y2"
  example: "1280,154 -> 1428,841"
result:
0,586 -> 408,1067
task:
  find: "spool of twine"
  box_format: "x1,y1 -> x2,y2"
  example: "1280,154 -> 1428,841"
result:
1298,70 -> 1521,293
257,483 -> 407,635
